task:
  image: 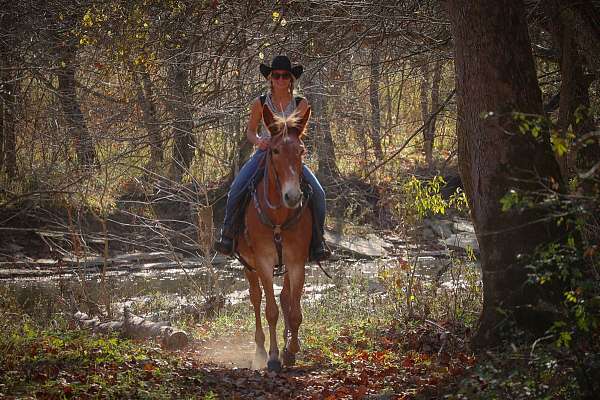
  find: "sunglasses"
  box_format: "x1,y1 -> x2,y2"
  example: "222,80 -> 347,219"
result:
271,72 -> 291,80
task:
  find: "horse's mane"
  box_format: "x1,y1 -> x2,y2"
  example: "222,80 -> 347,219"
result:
269,110 -> 302,134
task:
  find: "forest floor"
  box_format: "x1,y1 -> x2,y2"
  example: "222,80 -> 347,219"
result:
0,203 -> 579,399
0,245 -> 582,399
1,274 -> 479,400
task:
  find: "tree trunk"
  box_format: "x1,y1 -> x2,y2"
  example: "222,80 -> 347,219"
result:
56,47 -> 97,167
231,57 -> 252,178
167,52 -> 196,183
557,1 -> 600,79
0,6 -> 17,179
447,0 -> 564,346
306,74 -> 340,184
428,60 -> 443,169
345,64 -> 368,164
419,61 -> 432,169
0,79 -> 3,172
0,70 -> 17,179
545,0 -> 597,174
134,66 -> 164,177
420,59 -> 443,171
369,47 -> 384,160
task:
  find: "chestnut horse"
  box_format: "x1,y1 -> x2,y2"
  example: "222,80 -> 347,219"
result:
236,104 -> 312,372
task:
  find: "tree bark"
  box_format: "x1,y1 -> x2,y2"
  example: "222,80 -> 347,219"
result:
345,64 -> 368,163
231,56 -> 252,178
134,66 -> 164,177
428,60 -> 443,169
0,4 -> 18,179
56,46 -> 97,167
306,74 -> 340,184
557,1 -> 600,79
447,0 -> 564,346
419,60 -> 432,168
545,0 -> 597,174
167,51 -> 196,183
0,70 -> 17,179
420,59 -> 443,171
74,309 -> 189,349
369,46 -> 384,160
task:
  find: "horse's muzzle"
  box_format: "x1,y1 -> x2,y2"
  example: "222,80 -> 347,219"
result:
283,190 -> 302,208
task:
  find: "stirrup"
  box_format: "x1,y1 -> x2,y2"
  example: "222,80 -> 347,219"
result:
310,242 -> 331,262
214,233 -> 234,255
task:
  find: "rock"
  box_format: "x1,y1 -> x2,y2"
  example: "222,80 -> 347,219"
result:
424,218 -> 453,238
421,227 -> 437,240
324,231 -> 389,258
367,278 -> 386,294
452,219 -> 475,233
444,232 -> 479,253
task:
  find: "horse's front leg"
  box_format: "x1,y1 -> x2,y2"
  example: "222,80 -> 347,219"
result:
260,272 -> 282,372
280,273 -> 292,348
283,263 -> 305,366
245,268 -> 267,369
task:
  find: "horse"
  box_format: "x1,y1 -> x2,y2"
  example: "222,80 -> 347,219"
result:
236,104 -> 313,372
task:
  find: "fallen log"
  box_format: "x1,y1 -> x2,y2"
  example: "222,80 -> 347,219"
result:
73,308 -> 189,349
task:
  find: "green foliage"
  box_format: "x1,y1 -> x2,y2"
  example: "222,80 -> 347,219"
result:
501,111 -> 600,398
449,346 -> 580,400
500,189 -> 535,212
404,175 -> 467,220
512,111 -> 577,158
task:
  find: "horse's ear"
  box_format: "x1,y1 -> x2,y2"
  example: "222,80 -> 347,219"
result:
297,106 -> 311,138
262,104 -> 279,136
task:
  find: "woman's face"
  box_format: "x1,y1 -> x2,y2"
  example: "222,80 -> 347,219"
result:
270,69 -> 292,91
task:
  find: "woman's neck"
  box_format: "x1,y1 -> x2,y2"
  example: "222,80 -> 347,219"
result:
270,89 -> 291,103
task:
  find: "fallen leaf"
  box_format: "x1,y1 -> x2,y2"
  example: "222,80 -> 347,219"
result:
143,362 -> 155,371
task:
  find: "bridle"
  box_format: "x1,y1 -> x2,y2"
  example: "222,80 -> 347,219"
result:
236,138 -> 311,277
263,149 -> 283,210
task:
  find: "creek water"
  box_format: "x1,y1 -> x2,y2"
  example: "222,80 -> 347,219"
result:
1,251 -> 477,321
0,258 -> 391,318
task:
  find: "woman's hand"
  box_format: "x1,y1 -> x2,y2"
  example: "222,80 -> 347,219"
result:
257,137 -> 271,150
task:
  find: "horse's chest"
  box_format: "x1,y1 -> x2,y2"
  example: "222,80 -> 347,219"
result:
244,210 -> 311,261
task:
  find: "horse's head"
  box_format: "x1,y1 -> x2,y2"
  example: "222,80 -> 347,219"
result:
263,104 -> 311,209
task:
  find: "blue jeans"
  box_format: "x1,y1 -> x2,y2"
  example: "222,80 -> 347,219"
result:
222,150 -> 326,235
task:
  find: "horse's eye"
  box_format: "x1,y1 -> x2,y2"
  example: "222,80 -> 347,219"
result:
272,148 -> 280,155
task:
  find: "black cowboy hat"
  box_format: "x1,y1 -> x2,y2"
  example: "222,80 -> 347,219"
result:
259,55 -> 303,79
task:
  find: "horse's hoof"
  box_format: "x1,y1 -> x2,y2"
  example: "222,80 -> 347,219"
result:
267,359 -> 282,373
282,349 -> 296,366
252,350 -> 268,370
252,357 -> 265,370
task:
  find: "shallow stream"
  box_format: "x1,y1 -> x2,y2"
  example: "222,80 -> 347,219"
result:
1,252 -> 478,321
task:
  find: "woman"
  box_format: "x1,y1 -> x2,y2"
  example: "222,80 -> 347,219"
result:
214,55 -> 330,262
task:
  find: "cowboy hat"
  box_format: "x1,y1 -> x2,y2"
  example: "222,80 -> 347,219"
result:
259,55 -> 303,79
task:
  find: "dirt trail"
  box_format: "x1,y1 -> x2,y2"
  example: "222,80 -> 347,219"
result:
194,335 -> 256,369
183,334 -> 340,399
